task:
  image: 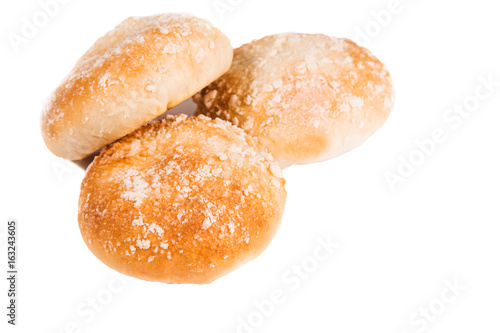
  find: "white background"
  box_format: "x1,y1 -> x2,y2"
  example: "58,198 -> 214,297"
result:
1,0 -> 499,332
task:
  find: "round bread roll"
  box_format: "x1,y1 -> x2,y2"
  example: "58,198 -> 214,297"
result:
41,14 -> 233,161
194,33 -> 395,168
79,115 -> 286,284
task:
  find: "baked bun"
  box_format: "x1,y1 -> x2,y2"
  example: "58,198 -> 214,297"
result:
41,14 -> 233,160
194,33 -> 394,168
78,115 -> 286,284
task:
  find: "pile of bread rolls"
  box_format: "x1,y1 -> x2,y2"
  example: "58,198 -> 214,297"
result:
41,14 -> 394,284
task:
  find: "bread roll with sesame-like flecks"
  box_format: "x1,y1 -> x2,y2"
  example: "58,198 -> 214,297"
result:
194,33 -> 394,168
78,114 -> 286,284
41,14 -> 233,161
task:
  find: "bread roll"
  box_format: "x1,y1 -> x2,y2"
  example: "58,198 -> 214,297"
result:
41,14 -> 233,160
194,33 -> 394,168
78,115 -> 286,284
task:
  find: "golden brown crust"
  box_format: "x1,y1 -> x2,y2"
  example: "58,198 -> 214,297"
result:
41,14 -> 233,160
194,33 -> 394,168
78,115 -> 286,284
